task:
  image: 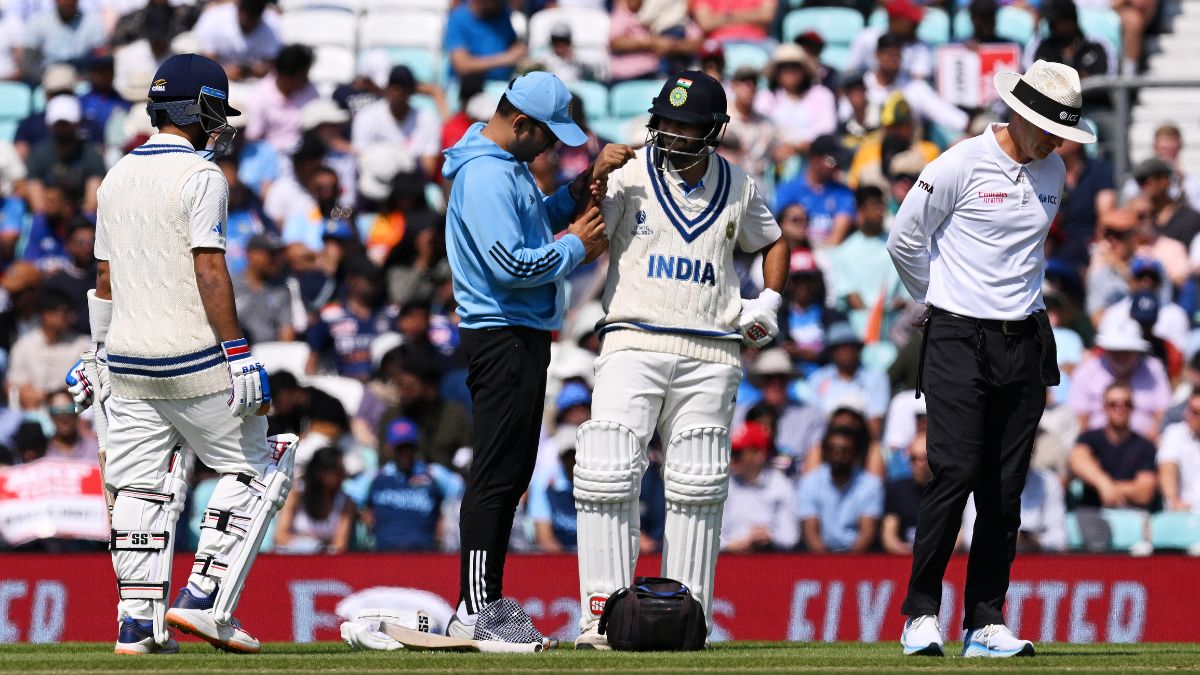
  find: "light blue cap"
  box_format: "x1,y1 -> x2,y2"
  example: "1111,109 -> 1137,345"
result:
504,71 -> 586,147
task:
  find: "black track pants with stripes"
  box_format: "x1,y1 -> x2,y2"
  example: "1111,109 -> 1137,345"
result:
457,326 -> 551,614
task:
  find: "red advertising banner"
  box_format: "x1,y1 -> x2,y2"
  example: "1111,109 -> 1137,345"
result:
0,459 -> 108,547
935,44 -> 1023,108
0,553 -> 1195,644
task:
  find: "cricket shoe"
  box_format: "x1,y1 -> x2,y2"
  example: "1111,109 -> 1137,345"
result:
165,587 -> 260,654
114,616 -> 179,655
962,624 -> 1035,658
450,598 -> 555,650
900,615 -> 944,656
574,620 -> 611,651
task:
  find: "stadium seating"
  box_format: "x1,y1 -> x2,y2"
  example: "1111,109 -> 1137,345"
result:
527,7 -> 611,55
254,341 -> 312,377
0,82 -> 31,143
280,8 -> 358,49
1066,509 -> 1151,552
868,7 -> 951,45
609,79 -> 665,119
375,46 -> 439,85
359,9 -> 445,51
569,80 -> 609,124
782,7 -> 865,46
1149,511 -> 1200,551
311,46 -> 356,91
723,41 -> 772,76
590,115 -> 628,144
951,6 -> 1036,44
308,374 -> 366,415
1078,7 -> 1122,56
278,0 -> 361,13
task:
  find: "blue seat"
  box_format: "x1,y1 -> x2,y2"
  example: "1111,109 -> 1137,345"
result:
953,9 -> 972,39
568,81 -> 609,124
0,120 -> 18,143
0,82 -> 31,121
997,6 -> 1036,44
609,79 -> 664,119
869,7 -> 949,44
1065,513 -> 1083,550
820,44 -> 852,71
723,41 -> 772,75
781,7 -> 865,45
385,47 -> 438,85
590,116 -> 629,144
1103,508 -> 1149,552
1150,511 -> 1200,550
1078,7 -> 1121,56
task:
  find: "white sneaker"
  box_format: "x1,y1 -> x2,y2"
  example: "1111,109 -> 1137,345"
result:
574,620 -> 611,651
900,615 -> 944,656
166,607 -> 260,654
447,613 -> 475,640
962,624 -> 1035,658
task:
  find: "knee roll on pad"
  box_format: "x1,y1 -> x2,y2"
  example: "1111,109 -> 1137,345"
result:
192,434 -> 298,624
574,420 -> 645,629
111,447 -> 190,646
662,427 -> 730,632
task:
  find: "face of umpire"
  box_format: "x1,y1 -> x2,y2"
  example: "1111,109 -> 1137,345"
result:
1010,113 -> 1065,162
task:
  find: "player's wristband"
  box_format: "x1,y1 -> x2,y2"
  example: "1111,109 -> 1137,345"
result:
221,338 -> 251,363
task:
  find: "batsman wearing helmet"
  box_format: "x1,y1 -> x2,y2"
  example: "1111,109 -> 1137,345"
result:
65,54 -> 298,655
574,71 -> 789,649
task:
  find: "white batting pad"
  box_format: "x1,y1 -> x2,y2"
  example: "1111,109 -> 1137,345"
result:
662,426 -> 730,631
574,420 -> 646,630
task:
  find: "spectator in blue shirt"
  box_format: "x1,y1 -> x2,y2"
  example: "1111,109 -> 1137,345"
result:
528,424 -> 579,552
366,418 -> 465,551
443,0 -> 526,81
77,52 -> 131,138
773,135 -> 856,247
796,426 -> 884,552
803,322 -> 890,440
305,255 -> 396,381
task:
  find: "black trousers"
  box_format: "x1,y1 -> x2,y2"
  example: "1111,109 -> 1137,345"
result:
457,326 -> 551,614
901,309 -> 1052,630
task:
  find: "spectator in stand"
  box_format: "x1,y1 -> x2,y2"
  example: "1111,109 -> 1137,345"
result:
0,15 -> 16,80
836,72 -> 872,148
366,418 -> 464,551
830,186 -> 907,339
776,247 -> 844,376
558,97 -> 607,184
1159,390 -> 1200,513
78,52 -> 130,138
1099,258 -> 1189,355
698,39 -> 725,83
395,300 -> 444,366
352,65 -> 442,181
306,255 -> 393,382
1120,124 -> 1200,207
881,431 -> 929,554
1137,157 -> 1200,250
18,0 -> 105,72
774,135 -> 855,247
736,349 -> 827,467
216,152 -> 271,281
43,388 -> 97,460
8,288 -> 89,410
13,66 -> 100,162
847,93 -> 939,193
961,466 -> 1067,552
607,0 -> 702,83
1027,0 -> 1114,78
539,23 -> 598,84
21,185 -> 90,266
1069,319 -> 1171,439
1051,130 -> 1117,272
266,370 -> 347,438
794,31 -> 836,91
805,322 -> 890,440
14,421 -> 47,464
112,4 -> 179,100
302,101 -> 356,209
721,422 -> 799,551
720,66 -> 778,196
441,73 -> 487,152
0,263 -> 42,360
111,0 -> 197,48
960,0 -> 1020,48
371,349 -> 472,468
282,166 -> 349,267
444,0 -> 524,81
193,0 -> 282,80
245,44 -> 319,156
1114,0 -> 1157,74
42,220 -> 94,334
884,147 -> 928,217
1070,382 -> 1158,513
755,45 -> 836,161
529,425 -> 579,552
25,96 -> 104,216
276,446 -> 355,554
368,174 -> 447,304
692,0 -> 776,44
796,426 -> 884,552
846,0 -> 933,80
863,33 -> 969,136
233,233 -> 295,344
1086,207 -> 1139,324
333,49 -> 388,116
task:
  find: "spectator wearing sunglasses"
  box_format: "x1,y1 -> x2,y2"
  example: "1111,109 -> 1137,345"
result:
1069,382 -> 1158,514
1085,207 -> 1140,326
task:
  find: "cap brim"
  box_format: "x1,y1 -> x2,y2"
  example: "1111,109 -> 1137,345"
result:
994,72 -> 1095,144
548,119 -> 587,147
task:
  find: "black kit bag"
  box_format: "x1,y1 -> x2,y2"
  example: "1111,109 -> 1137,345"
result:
597,577 -> 706,651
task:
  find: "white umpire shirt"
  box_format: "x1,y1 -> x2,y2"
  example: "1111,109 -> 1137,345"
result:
887,123 -> 1066,321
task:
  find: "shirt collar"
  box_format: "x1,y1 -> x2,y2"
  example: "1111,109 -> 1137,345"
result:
985,123 -> 1024,183
662,152 -> 717,198
145,133 -> 196,149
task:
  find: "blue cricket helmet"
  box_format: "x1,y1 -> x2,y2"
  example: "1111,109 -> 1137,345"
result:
145,54 -> 240,159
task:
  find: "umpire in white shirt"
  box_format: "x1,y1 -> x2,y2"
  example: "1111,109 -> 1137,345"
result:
887,60 -> 1095,658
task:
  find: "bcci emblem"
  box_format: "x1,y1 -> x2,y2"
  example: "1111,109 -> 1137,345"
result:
668,86 -> 688,107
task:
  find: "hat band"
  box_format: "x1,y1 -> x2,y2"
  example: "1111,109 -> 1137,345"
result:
1012,79 -> 1081,127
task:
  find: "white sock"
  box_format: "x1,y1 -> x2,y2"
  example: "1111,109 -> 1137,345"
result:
455,601 -> 477,625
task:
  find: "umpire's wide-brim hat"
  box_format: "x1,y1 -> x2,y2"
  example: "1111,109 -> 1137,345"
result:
994,60 -> 1095,144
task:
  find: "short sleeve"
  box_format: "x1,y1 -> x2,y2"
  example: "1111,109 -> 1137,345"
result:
526,473 -> 551,522
860,475 -> 884,519
794,473 -> 818,519
94,208 -> 110,261
442,9 -> 467,52
1158,424 -> 1182,464
184,169 -> 228,250
736,178 -> 782,253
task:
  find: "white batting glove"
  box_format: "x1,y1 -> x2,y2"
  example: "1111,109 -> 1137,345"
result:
222,338 -> 271,418
66,348 -> 109,412
737,288 -> 782,349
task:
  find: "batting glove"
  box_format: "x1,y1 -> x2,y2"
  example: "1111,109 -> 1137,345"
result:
66,348 -> 109,412
737,288 -> 782,349
222,338 -> 271,418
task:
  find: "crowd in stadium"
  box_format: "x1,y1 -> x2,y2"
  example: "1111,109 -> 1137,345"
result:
0,0 -> 1197,558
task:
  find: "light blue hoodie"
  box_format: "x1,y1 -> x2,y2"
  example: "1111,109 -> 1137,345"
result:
443,122 -> 585,331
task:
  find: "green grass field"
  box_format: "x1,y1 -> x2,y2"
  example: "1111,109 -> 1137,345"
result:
2,642 -> 1199,673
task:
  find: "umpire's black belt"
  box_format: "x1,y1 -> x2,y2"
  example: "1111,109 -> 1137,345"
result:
929,306 -> 1038,336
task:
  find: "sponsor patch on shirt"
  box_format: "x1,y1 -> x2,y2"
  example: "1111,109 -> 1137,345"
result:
977,191 -> 1007,204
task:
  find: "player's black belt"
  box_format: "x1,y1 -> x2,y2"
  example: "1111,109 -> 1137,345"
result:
929,306 -> 1037,336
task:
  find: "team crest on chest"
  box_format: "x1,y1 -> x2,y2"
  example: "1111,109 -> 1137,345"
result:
726,220 -> 735,239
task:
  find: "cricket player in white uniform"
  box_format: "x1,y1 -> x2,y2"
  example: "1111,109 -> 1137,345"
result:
574,70 -> 789,649
65,54 -> 297,655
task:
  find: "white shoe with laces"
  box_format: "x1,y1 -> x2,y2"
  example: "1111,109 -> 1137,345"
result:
574,620 -> 611,651
900,615 -> 944,656
962,624 -> 1035,658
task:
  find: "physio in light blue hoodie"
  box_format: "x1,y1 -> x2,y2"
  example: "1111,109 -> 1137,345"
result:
443,72 -> 598,332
